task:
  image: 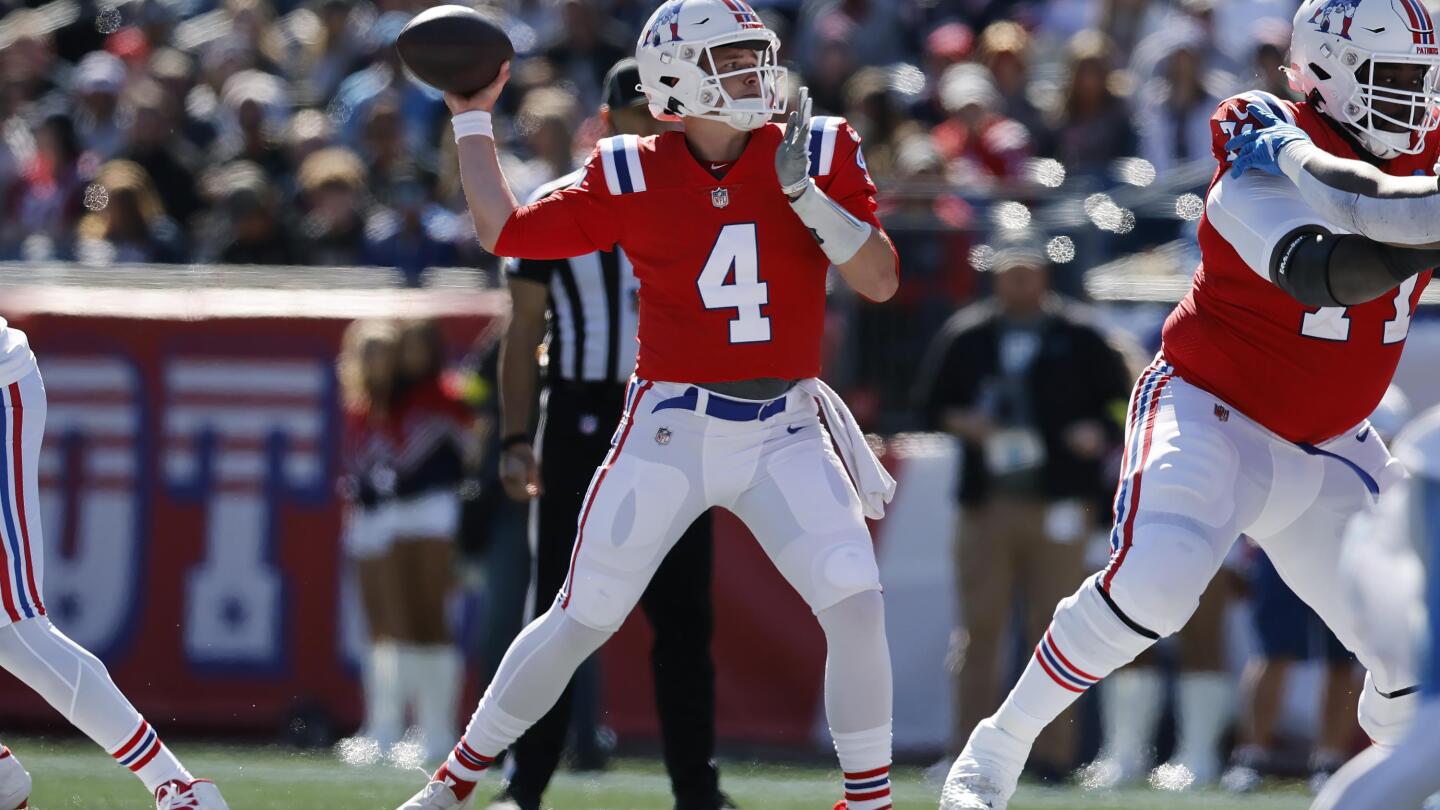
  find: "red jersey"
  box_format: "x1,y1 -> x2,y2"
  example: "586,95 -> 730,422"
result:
493,117 -> 889,383
1162,90 -> 1434,443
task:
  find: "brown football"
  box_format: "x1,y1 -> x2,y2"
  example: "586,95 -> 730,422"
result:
395,5 -> 513,96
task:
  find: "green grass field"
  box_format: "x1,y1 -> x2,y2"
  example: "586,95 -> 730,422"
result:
4,736 -> 1317,810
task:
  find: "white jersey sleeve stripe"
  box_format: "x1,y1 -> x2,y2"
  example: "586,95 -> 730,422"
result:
1206,171 -> 1341,281
622,135 -> 647,193
599,138 -> 624,196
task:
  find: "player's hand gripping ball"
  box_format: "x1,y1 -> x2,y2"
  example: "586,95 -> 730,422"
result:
1227,104 -> 1312,178
396,5 -> 513,97
776,86 -> 814,198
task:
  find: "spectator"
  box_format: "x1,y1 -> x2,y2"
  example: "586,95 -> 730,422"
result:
538,0 -> 630,112
931,63 -> 1033,186
1249,22 -> 1296,102
1047,30 -> 1137,182
74,159 -> 186,264
363,175 -> 458,286
796,0 -> 910,76
331,11 -> 445,156
295,146 -> 368,265
214,69 -> 292,180
841,67 -> 922,185
915,245 -> 1133,779
290,0 -> 371,107
71,51 -> 128,160
504,87 -> 581,202
360,92 -> 422,206
282,107 -> 337,190
1,113 -> 87,260
145,47 -> 217,151
211,161 -> 302,265
803,32 -> 858,115
1137,39 -> 1223,176
0,11 -> 63,113
120,79 -> 204,228
976,21 -> 1049,149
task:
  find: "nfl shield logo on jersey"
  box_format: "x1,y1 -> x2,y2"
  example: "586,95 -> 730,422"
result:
655,427 -> 672,445
1214,403 -> 1230,422
711,187 -> 729,208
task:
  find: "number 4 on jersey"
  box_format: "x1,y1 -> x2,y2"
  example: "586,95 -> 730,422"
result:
698,223 -> 771,343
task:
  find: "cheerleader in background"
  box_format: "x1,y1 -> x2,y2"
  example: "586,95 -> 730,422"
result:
391,319 -> 483,762
337,319 -> 406,756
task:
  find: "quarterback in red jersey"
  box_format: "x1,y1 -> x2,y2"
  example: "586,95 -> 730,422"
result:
943,0 -> 1440,807
398,2 -> 900,809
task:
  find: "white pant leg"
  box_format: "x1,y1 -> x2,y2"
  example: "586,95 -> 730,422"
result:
558,381 -> 714,632
0,370 -> 46,628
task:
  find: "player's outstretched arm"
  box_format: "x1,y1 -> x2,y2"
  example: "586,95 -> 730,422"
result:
446,62 -> 520,253
1229,105 -> 1440,248
776,88 -> 898,302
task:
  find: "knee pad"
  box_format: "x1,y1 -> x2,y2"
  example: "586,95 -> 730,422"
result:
1104,518 -> 1219,637
804,536 -> 881,613
1359,671 -> 1419,748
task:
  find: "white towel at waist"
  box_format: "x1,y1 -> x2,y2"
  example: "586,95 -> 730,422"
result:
799,378 -> 897,520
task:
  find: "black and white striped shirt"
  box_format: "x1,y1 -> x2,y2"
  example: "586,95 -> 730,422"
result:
506,169 -> 640,385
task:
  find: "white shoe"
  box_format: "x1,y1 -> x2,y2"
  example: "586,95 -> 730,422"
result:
154,778 -> 229,809
939,721 -> 1027,810
0,747 -> 31,810
397,764 -> 477,809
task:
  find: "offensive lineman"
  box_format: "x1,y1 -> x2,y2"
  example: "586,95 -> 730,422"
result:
399,1 -> 901,808
943,0 -> 1440,805
0,316 -> 229,809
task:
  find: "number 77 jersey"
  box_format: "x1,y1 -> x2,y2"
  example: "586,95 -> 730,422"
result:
492,118 -> 890,383
1162,90 -> 1435,444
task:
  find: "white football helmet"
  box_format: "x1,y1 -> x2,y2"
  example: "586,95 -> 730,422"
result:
635,0 -> 788,131
1287,0 -> 1440,158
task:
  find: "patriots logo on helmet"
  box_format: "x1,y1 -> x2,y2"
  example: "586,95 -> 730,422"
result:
1310,0 -> 1362,39
646,0 -> 685,47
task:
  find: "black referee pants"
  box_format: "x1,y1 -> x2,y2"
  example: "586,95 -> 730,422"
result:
506,381 -> 721,809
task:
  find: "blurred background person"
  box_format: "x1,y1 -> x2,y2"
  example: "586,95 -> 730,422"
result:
207,161 -> 302,265
390,319 -> 480,763
931,63 -> 1035,190
71,51 -> 127,160
337,319 -> 406,756
73,159 -> 185,265
119,79 -> 204,231
916,244 -> 1133,781
1,112 -> 86,261
1046,30 -> 1136,184
294,146 -> 369,266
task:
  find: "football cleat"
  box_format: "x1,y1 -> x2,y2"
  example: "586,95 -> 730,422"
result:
939,721 -> 1028,810
0,747 -> 31,810
397,764 -> 477,809
154,778 -> 229,810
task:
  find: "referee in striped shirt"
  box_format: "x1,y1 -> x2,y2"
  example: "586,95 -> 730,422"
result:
494,59 -> 731,810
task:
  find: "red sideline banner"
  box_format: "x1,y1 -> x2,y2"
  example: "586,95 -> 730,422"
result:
0,288 -> 503,734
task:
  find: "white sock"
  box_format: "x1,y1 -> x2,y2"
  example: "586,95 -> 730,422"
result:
396,642 -> 424,740
416,645 -> 462,760
1171,672 -> 1232,783
1097,667 -> 1163,777
108,719 -> 192,793
834,725 -> 892,809
368,641 -> 404,747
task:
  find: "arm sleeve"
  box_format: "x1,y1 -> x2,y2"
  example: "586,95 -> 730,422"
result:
1275,141 -> 1440,247
1206,168 -> 1336,281
492,150 -> 625,260
818,121 -> 883,229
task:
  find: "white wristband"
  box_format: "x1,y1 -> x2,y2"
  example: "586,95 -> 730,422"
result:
452,110 -> 494,143
788,180 -> 873,265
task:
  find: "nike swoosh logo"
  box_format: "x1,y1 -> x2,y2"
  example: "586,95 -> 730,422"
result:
786,425 -> 804,434
710,163 -> 727,170
1362,25 -> 1386,33
1357,426 -> 1371,442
